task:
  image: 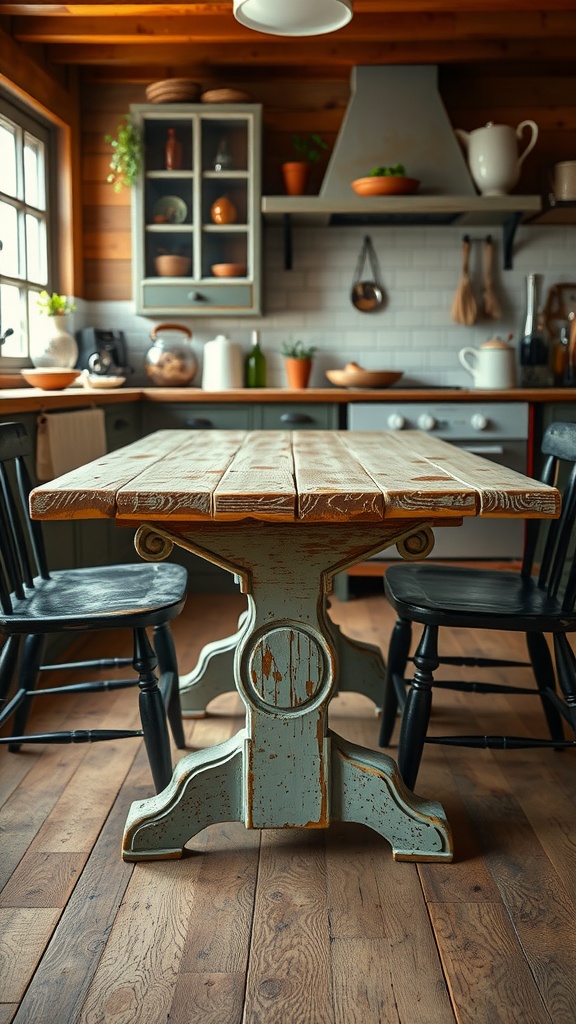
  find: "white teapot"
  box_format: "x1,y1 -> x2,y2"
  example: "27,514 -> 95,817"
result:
459,337 -> 516,390
455,121 -> 538,196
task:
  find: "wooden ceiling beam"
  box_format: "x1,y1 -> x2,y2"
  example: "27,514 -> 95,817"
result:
10,12 -> 576,44
44,37 -> 576,66
2,2 -> 576,13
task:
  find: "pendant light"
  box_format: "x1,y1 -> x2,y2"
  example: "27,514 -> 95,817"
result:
233,0 -> 352,37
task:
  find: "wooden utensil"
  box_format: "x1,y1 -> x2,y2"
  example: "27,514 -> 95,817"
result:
451,238 -> 477,326
482,236 -> 501,320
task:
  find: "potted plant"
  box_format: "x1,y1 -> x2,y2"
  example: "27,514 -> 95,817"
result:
32,291 -> 78,368
281,340 -> 317,389
104,115 -> 142,192
282,133 -> 328,196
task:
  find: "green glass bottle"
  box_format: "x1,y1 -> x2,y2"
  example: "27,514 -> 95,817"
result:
245,330 -> 267,387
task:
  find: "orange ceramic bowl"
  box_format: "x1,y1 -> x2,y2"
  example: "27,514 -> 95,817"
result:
351,176 -> 420,196
154,255 -> 191,277
211,263 -> 247,277
21,368 -> 81,391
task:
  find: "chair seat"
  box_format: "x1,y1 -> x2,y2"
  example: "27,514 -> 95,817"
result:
2,561 -> 188,633
384,563 -> 576,633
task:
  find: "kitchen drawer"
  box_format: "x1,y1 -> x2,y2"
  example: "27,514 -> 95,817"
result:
259,403 -> 339,430
143,402 -> 254,432
140,282 -> 253,313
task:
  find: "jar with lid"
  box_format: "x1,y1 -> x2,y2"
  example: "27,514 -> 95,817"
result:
145,323 -> 197,386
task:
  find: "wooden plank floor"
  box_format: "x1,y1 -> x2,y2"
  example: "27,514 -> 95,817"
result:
1,589 -> 575,1023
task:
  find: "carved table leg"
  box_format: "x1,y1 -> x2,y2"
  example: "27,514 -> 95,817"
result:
125,520 -> 452,862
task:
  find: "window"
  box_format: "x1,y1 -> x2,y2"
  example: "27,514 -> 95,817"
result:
0,95 -> 55,364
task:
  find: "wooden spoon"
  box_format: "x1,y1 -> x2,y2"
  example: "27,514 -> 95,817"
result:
451,238 -> 477,326
482,236 -> 501,320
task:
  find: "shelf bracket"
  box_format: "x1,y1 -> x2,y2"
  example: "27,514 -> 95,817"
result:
283,213 -> 293,270
502,212 -> 522,270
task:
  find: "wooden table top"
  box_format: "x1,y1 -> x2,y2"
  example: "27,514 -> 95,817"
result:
30,429 -> 560,525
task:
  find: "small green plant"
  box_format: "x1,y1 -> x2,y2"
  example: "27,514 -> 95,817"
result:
37,291 -> 76,316
292,133 -> 328,164
105,116 -> 142,192
368,163 -> 406,177
281,340 -> 317,360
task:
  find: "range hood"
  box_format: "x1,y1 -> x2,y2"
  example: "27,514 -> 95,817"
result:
262,65 -> 540,266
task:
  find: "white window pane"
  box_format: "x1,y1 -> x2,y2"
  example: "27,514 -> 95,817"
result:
26,213 -> 47,284
0,203 -> 20,276
0,120 -> 17,197
0,283 -> 26,356
24,133 -> 45,210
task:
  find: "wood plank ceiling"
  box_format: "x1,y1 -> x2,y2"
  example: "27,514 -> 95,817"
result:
1,2 -> 576,83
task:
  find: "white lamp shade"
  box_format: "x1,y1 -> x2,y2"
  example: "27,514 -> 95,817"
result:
233,0 -> 352,37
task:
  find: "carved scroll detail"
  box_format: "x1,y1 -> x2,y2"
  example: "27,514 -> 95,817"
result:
134,525 -> 174,562
396,526 -> 435,561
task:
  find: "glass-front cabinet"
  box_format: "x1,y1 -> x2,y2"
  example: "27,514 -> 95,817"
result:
130,104 -> 262,316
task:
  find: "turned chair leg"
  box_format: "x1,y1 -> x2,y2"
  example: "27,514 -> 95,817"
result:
397,623 -> 439,791
153,621 -> 186,750
133,627 -> 173,793
379,616 -> 412,747
526,631 -> 566,745
8,634 -> 46,753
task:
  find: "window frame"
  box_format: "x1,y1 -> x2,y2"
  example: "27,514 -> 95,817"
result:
0,90 -> 60,368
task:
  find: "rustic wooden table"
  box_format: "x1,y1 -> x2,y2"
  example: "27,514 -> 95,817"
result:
30,429 -> 560,863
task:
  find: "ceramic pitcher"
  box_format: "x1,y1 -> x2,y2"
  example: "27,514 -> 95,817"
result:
459,337 -> 516,389
455,121 -> 538,196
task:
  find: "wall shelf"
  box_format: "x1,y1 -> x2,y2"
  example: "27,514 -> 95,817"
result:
261,194 -> 542,271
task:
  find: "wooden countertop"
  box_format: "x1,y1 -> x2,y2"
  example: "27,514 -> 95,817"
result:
1,385 -> 576,415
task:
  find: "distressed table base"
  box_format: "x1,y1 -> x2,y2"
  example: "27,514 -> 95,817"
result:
123,728 -> 452,862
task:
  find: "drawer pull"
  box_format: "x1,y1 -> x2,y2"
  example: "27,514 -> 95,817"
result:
189,292 -> 207,302
280,412 -> 314,425
185,417 -> 214,429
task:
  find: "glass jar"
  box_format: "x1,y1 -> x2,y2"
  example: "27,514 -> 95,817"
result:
145,324 -> 197,387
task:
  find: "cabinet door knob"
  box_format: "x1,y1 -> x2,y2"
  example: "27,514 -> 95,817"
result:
189,292 -> 206,302
185,417 -> 214,429
280,412 -> 314,424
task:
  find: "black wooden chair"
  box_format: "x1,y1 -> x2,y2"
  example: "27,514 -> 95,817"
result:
379,420 -> 576,791
0,420 -> 188,793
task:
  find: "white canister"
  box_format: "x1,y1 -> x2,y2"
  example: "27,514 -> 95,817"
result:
202,334 -> 243,390
459,337 -> 517,390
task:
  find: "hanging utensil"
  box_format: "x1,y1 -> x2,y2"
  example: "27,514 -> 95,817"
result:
482,235 -> 501,320
351,235 -> 386,313
451,236 -> 478,326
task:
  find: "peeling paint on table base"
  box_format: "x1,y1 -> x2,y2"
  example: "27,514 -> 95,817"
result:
124,519 -> 451,862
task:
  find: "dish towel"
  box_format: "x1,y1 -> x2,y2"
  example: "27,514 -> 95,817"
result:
36,409 -> 107,481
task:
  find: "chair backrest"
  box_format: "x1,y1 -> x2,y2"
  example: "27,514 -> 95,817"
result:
522,420 -> 576,610
0,421 -> 49,616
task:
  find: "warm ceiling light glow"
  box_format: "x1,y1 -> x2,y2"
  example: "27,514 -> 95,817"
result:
233,0 -> 353,37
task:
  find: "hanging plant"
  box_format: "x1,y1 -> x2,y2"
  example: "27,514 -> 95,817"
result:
104,115 -> 142,192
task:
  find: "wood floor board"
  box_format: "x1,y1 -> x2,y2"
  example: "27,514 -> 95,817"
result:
1,593 -> 574,1024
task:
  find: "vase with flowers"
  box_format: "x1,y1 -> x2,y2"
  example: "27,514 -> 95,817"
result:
31,291 -> 78,368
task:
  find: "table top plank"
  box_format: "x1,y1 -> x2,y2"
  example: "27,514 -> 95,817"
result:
30,429 -> 560,526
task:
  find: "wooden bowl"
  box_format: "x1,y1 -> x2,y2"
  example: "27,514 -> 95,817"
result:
211,263 -> 247,277
351,176 -> 420,197
326,366 -> 403,389
145,79 -> 200,103
20,368 -> 81,391
154,255 -> 191,277
201,88 -> 252,104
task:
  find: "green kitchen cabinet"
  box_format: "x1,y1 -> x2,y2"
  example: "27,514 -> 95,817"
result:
130,103 -> 262,317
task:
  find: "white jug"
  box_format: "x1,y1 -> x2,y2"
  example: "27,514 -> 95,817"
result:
202,334 -> 243,390
459,338 -> 517,390
454,121 -> 538,196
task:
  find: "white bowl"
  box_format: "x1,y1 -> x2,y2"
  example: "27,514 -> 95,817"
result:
81,373 -> 126,389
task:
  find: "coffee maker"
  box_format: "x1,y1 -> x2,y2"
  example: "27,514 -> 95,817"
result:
75,328 -> 132,376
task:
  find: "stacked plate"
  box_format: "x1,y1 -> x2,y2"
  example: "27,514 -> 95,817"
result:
145,78 -> 201,103
201,88 -> 252,104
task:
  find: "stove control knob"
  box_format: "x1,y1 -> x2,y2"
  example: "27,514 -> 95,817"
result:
471,413 -> 489,431
387,413 -> 406,430
417,413 -> 436,431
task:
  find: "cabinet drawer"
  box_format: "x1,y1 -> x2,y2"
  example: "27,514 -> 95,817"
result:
260,403 -> 338,430
144,403 -> 254,432
140,282 -> 253,313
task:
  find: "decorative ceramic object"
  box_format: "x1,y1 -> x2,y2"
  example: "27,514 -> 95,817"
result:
31,315 -> 78,368
454,120 -> 538,196
210,196 -> 237,224
281,162 -> 310,196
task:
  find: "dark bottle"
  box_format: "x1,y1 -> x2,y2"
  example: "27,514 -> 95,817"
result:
245,330 -> 266,387
519,273 -> 551,387
165,128 -> 182,171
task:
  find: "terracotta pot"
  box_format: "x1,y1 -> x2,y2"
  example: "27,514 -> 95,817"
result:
281,161 -> 310,196
284,357 -> 312,389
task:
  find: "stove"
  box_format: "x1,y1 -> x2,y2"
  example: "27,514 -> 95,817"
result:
347,400 -> 529,560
